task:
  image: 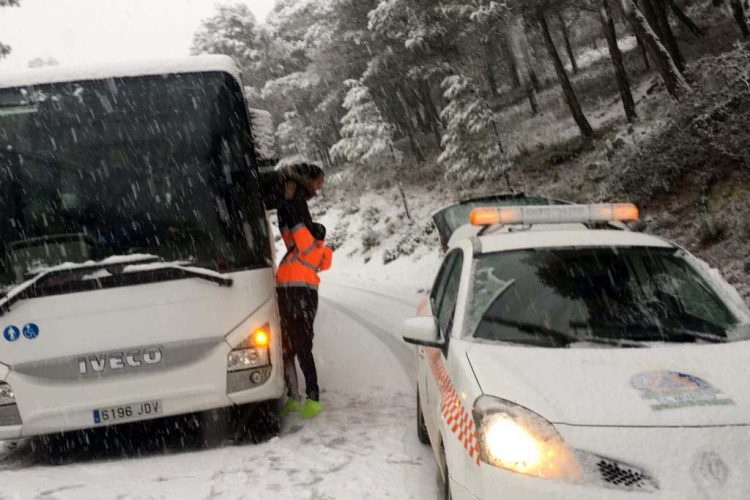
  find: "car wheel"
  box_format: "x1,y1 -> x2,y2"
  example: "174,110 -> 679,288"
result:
441,444 -> 453,500
417,388 -> 430,444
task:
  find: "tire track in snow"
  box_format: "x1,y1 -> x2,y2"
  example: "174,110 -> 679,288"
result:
323,280 -> 420,309
320,297 -> 416,381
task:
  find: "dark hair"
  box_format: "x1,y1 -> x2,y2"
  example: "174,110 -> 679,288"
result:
289,163 -> 324,181
311,223 -> 327,241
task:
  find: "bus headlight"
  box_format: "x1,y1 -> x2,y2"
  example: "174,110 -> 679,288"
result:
226,325 -> 272,393
0,382 -> 22,426
227,324 -> 272,372
473,396 -> 581,481
0,382 -> 15,406
227,348 -> 269,372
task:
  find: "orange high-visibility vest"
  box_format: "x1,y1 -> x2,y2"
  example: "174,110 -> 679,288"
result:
277,223 -> 333,289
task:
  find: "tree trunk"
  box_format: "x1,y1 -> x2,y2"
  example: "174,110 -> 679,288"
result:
557,12 -> 579,74
520,23 -> 542,91
538,10 -> 593,138
417,81 -> 443,148
730,0 -> 750,38
500,31 -> 522,89
525,82 -> 540,115
635,31 -> 652,69
397,181 -> 412,221
618,0 -> 691,98
510,18 -> 540,115
639,0 -> 663,37
652,0 -> 685,72
601,0 -> 637,122
483,41 -> 500,97
667,0 -> 705,38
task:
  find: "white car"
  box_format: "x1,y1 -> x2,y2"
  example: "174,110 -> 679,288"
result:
0,56 -> 285,442
403,202 -> 750,499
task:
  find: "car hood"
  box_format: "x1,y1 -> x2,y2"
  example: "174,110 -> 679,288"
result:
466,341 -> 750,427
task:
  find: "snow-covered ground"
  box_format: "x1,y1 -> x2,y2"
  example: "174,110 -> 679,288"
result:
0,275 -> 441,499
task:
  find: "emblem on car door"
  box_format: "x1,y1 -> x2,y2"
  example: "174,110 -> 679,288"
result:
692,451 -> 730,490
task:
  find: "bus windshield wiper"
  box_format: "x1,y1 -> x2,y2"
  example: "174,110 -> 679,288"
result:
121,262 -> 233,288
0,256 -> 231,317
0,255 -> 162,316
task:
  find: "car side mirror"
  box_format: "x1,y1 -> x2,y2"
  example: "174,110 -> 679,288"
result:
401,317 -> 444,348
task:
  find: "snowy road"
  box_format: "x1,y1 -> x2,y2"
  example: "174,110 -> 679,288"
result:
0,282 -> 439,500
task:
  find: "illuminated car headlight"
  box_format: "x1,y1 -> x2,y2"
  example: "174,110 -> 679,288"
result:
473,396 -> 581,481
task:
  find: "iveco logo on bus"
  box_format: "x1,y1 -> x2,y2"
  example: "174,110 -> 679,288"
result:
78,347 -> 163,375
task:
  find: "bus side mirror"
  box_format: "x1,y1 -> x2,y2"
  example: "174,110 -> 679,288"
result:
401,317 -> 444,348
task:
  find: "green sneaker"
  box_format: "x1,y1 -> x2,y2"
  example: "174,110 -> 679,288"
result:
280,398 -> 303,417
300,399 -> 322,419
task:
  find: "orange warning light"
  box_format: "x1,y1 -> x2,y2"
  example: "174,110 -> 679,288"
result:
252,328 -> 270,347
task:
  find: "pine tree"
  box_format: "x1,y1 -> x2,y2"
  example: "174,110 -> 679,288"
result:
0,0 -> 20,58
438,75 -> 508,184
331,81 -> 401,166
331,80 -> 412,219
191,4 -> 264,91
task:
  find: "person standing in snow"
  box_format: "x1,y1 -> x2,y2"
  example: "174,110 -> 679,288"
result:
275,164 -> 331,419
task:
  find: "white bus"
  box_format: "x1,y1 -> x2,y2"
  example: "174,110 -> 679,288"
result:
0,56 -> 284,442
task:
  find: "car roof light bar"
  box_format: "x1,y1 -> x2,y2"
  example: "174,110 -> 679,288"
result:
469,203 -> 640,227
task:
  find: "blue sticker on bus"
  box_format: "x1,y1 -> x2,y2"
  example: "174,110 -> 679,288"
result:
22,323 -> 40,340
3,325 -> 20,342
93,410 -> 101,424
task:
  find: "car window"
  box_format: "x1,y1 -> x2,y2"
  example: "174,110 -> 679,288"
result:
468,247 -> 742,348
437,251 -> 464,339
431,251 -> 459,313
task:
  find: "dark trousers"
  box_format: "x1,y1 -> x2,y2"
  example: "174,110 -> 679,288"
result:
278,287 -> 320,401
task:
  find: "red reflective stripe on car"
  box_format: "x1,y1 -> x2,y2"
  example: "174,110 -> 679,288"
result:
426,348 -> 481,467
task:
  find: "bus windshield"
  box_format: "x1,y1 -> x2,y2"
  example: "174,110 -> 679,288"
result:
0,72 -> 270,291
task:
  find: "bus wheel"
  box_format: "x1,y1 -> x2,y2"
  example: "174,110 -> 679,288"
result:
232,400 -> 281,444
197,408 -> 230,448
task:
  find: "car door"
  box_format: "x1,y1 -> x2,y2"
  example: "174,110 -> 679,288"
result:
424,250 -> 464,449
419,252 -> 456,411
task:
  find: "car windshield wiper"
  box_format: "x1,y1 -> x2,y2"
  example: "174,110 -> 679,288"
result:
479,317 -> 647,348
477,279 -> 517,318
621,323 -> 728,344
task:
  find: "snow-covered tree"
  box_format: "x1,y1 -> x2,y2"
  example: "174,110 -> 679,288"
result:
276,111 -> 312,158
438,75 -> 507,182
331,80 -> 402,166
0,0 -> 20,59
616,0 -> 691,98
27,57 -> 59,68
192,4 -> 263,90
331,80 -> 412,219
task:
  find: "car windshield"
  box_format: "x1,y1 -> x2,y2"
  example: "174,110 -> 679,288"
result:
469,247 -> 744,348
0,72 -> 270,291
